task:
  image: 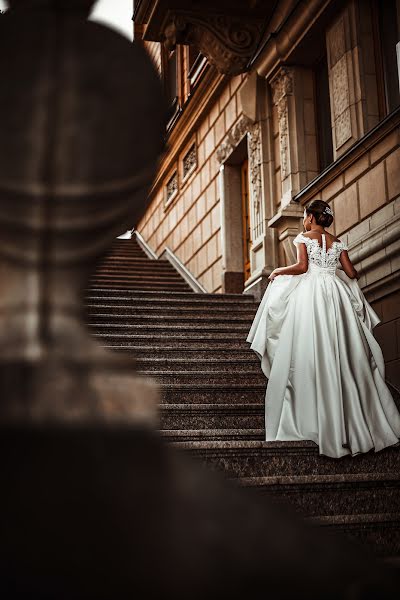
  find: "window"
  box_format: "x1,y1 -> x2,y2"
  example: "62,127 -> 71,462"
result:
182,142 -> 197,181
164,49 -> 179,122
314,54 -> 333,170
165,171 -> 178,207
373,0 -> 400,117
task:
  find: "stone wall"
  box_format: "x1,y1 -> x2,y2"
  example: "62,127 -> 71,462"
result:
137,74 -> 246,293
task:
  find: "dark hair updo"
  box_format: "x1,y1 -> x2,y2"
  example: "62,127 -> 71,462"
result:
305,199 -> 334,228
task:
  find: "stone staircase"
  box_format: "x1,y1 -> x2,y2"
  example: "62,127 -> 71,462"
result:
87,237 -> 400,557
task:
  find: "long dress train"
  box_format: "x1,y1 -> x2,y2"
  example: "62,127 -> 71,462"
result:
246,233 -> 400,458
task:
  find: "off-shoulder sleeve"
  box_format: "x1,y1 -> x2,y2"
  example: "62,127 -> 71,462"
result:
293,233 -> 309,246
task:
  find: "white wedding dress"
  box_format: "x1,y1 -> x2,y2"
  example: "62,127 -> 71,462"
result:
247,232 -> 400,458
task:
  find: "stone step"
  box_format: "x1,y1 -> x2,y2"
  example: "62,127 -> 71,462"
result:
307,513 -> 400,557
92,270 -> 185,280
86,289 -> 254,302
135,357 -> 260,372
102,347 -> 256,361
106,250 -> 148,258
90,276 -> 190,286
86,304 -> 257,317
87,313 -> 254,326
98,260 -> 175,270
90,322 -> 251,334
235,472 -> 400,518
96,267 -> 181,276
142,370 -> 265,387
158,384 -> 264,405
159,403 -> 264,430
173,440 -> 400,478
89,282 -> 191,291
94,333 -> 251,349
160,428 -> 265,442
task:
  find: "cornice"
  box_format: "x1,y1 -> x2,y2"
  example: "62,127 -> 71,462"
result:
253,0 -> 331,81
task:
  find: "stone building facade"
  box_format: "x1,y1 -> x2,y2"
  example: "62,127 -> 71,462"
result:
133,0 -> 400,386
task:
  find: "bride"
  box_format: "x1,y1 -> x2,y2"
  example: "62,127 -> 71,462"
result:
247,199 -> 400,458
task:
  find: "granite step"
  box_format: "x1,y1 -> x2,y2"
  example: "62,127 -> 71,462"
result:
158,384 -> 265,404
94,333 -> 251,349
102,347 -> 256,361
172,440 -> 400,478
105,251 -> 148,259
306,513 -> 400,557
86,305 -> 257,317
86,289 -> 253,301
96,266 -> 182,275
87,312 -> 255,325
143,370 -> 265,387
90,322 -> 251,334
159,403 -> 264,430
90,276 -> 190,286
92,270 -> 185,280
160,428 -> 265,442
234,472 -> 400,517
134,357 -> 260,372
89,282 -> 191,291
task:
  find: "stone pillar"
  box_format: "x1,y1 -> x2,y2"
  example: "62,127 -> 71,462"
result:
269,66 -> 318,266
240,74 -> 278,299
326,1 -> 371,159
218,164 -> 244,294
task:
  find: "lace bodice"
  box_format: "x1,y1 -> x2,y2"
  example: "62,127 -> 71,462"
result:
293,233 -> 348,273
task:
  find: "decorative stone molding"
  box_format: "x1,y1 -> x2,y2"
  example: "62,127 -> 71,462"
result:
163,13 -> 264,75
216,114 -> 252,163
182,142 -> 197,179
165,170 -> 178,205
216,114 -> 263,238
270,67 -> 294,180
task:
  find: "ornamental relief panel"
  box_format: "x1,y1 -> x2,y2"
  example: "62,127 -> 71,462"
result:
335,108 -> 352,149
327,12 -> 353,151
271,68 -> 294,181
331,57 -> 350,118
327,16 -> 346,68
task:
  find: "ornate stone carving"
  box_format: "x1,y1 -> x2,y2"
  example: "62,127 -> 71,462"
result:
331,57 -> 350,118
216,114 -> 252,163
164,13 -> 263,75
166,171 -> 178,202
328,16 -> 346,68
248,122 -> 263,239
182,143 -> 197,179
271,68 -> 294,180
327,15 -> 352,150
335,107 -> 352,148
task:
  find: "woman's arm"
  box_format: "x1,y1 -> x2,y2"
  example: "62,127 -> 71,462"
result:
268,242 -> 308,280
339,250 -> 359,279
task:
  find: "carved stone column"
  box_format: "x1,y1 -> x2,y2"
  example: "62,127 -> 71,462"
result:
239,73 -> 278,299
269,66 -> 318,266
